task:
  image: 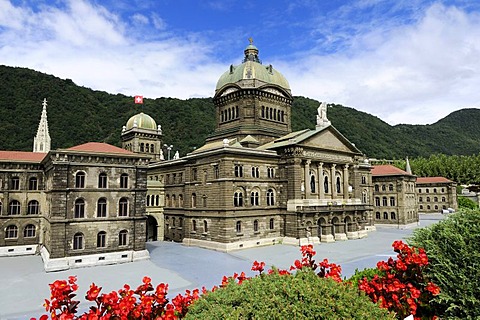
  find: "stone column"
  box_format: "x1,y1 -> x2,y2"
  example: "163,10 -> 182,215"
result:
331,164 -> 336,198
304,160 -> 311,198
317,162 -> 323,199
343,164 -> 349,200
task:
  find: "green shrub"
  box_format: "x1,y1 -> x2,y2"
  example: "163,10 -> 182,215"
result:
347,267 -> 384,286
409,209 -> 480,319
185,269 -> 394,320
457,196 -> 478,209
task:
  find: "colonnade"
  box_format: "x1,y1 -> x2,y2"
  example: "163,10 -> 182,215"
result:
303,160 -> 350,200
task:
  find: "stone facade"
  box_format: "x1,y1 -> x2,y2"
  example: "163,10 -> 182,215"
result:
147,42 -> 374,251
416,177 -> 457,213
0,140 -> 150,271
371,165 -> 418,226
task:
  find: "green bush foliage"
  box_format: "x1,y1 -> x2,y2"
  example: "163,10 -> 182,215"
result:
347,267 -> 384,286
185,269 -> 394,320
457,196 -> 478,209
409,210 -> 480,319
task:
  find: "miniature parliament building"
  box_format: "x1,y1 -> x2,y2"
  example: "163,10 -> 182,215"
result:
0,41 -> 456,271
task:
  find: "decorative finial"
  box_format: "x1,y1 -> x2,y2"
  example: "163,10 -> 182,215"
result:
42,98 -> 47,109
248,37 -> 253,45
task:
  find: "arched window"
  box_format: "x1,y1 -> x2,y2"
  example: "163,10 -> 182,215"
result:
374,184 -> 379,192
119,198 -> 128,216
202,195 -> 207,207
426,188 -> 430,193
419,197 -> 423,202
375,197 -> 380,206
382,197 -> 388,206
250,191 -> 259,206
204,220 -> 208,233
140,143 -> 144,152
8,200 -> 21,215
73,233 -> 84,250
269,218 -> 274,230
362,190 -> 368,203
75,172 -> 85,188
383,212 -> 388,219
27,200 -> 39,215
172,195 -> 176,208
98,173 -> 107,188
235,106 -> 239,118
29,177 -> 38,190
310,175 -> 316,193
390,197 -> 395,206
324,176 -> 329,193
254,220 -> 259,232
261,106 -> 265,118
119,230 -> 128,246
427,205 -> 431,210
234,191 -> 243,207
433,188 -> 437,193
97,198 -> 107,217
11,176 -> 20,190
391,212 -> 396,220
442,196 -> 446,202
266,189 -> 275,206
5,225 -> 18,239
191,193 -> 197,208
97,231 -> 107,248
389,184 -> 394,191
434,197 -> 438,202
426,197 -> 430,202
336,176 -> 341,193
236,221 -> 242,233
24,224 -> 36,238
120,174 -> 129,188
74,199 -> 85,218
146,195 -> 150,207
361,176 -> 367,184
382,185 -> 386,191
376,212 -> 381,219
192,220 -> 197,232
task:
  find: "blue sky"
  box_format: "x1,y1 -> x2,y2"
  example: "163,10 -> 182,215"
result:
1,0 -> 480,125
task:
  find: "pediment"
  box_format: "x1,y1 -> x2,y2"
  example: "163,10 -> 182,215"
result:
298,127 -> 360,154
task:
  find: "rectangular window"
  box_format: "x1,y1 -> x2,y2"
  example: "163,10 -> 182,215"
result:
213,165 -> 219,179
98,173 -> 107,188
192,168 -> 197,181
390,197 -> 395,206
11,177 -> 20,190
120,174 -> 128,188
29,177 -> 38,190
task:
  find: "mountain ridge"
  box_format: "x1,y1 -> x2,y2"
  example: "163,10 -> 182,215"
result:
1,65 -> 479,158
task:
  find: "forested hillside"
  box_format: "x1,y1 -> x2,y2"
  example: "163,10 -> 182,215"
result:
1,65 -> 480,158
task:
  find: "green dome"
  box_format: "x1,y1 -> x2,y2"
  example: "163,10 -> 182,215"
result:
215,41 -> 290,92
126,112 -> 157,130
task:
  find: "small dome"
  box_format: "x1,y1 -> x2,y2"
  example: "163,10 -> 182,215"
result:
125,112 -> 157,130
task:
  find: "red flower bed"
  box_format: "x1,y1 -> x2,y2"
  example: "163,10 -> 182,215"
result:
33,241 -> 439,320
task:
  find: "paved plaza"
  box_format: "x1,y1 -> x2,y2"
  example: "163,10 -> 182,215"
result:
0,214 -> 444,319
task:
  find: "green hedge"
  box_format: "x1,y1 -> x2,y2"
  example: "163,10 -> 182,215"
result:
185,269 -> 394,319
409,209 -> 480,319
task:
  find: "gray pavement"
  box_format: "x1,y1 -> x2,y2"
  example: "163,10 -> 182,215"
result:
0,214 -> 444,319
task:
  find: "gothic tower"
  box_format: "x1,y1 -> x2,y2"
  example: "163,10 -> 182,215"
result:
209,39 -> 293,146
33,98 -> 51,153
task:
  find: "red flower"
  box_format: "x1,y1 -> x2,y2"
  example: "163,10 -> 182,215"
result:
85,284 -> 101,301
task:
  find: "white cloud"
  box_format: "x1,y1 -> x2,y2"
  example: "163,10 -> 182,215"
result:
282,3 -> 480,124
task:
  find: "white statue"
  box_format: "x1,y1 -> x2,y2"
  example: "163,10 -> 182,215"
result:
159,149 -> 165,160
173,151 -> 180,159
316,102 -> 331,127
157,124 -> 162,134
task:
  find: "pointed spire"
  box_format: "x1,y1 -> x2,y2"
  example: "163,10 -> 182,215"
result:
405,157 -> 412,175
33,98 -> 51,153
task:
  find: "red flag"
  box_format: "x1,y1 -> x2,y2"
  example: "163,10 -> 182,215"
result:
134,95 -> 143,104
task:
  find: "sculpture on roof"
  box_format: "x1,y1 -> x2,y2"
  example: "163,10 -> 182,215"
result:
316,102 -> 331,128
173,151 -> 180,160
